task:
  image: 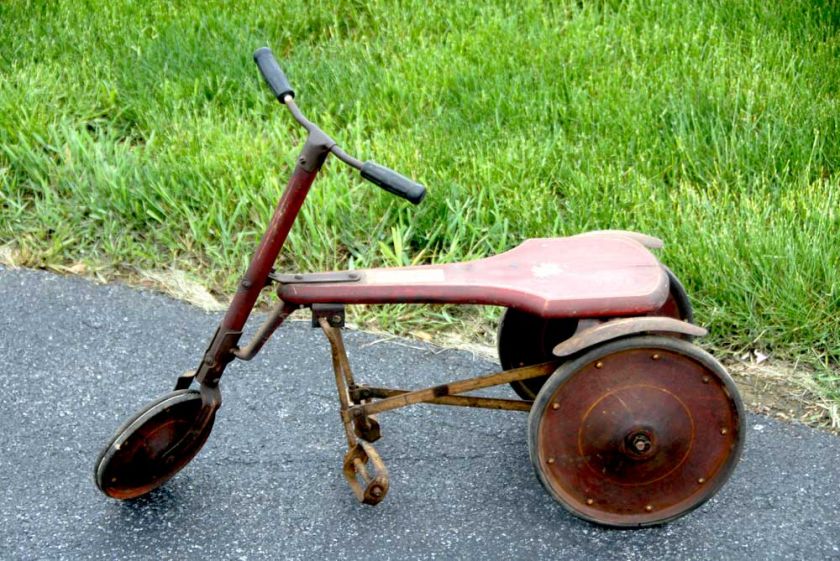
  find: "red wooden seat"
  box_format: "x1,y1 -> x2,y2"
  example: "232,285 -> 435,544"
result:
278,233 -> 669,318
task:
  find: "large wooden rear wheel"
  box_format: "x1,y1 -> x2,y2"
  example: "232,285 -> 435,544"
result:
528,335 -> 743,527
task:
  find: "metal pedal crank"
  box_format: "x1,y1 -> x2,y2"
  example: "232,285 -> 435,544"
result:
343,441 -> 389,505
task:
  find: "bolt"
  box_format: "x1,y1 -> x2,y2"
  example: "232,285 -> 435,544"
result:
697,477 -> 706,484
370,485 -> 383,498
203,356 -> 216,367
595,361 -> 604,369
720,428 -> 728,435
241,279 -> 252,289
651,353 -> 661,360
294,274 -> 304,280
552,402 -> 560,410
629,433 -> 652,454
586,498 -> 594,505
331,314 -> 343,324
702,376 -> 711,384
547,457 -> 555,465
645,505 -> 654,512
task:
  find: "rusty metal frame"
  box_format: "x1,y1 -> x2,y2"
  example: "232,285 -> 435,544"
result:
318,318 -> 556,416
316,316 -> 557,505
353,387 -> 533,412
319,320 -> 553,417
347,364 -> 553,417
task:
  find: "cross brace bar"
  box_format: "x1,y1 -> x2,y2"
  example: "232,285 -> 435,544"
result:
348,361 -> 557,418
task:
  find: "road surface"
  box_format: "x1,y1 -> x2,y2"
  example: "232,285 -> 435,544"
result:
1,267 -> 838,560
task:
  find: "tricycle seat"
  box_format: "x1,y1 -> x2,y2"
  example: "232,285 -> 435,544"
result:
277,232 -> 669,318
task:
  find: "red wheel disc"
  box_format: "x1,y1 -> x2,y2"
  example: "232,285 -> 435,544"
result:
95,389 -> 216,500
529,336 -> 743,527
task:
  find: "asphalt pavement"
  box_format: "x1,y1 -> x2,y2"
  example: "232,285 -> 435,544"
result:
1,266 -> 839,561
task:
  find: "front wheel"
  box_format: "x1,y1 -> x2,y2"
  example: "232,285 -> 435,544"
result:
94,388 -> 217,500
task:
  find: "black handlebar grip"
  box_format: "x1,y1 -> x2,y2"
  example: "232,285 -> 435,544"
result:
361,162 -> 426,205
253,47 -> 295,103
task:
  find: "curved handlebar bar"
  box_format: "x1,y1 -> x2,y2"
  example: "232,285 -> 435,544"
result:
253,47 -> 426,205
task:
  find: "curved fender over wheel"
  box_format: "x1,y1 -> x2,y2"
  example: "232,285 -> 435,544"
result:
552,316 -> 707,358
498,266 -> 695,400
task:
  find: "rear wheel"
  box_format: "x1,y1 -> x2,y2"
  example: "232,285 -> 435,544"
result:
498,266 -> 692,400
528,335 -> 743,527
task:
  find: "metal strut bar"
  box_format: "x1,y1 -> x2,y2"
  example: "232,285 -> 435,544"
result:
353,387 -> 534,411
319,316 -> 389,505
347,361 -> 558,418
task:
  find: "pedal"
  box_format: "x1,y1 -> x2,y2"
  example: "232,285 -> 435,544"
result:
342,441 -> 389,505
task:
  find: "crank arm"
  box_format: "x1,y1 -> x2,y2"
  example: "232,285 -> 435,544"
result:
174,370 -> 197,390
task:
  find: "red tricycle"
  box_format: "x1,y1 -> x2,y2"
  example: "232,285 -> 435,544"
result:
95,48 -> 744,527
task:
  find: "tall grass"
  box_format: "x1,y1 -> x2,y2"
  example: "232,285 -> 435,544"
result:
0,1 -> 837,396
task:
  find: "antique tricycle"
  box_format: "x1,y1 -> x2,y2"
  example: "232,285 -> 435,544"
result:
95,48 -> 744,527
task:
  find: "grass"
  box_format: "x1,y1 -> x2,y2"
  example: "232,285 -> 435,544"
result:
0,1 -> 838,400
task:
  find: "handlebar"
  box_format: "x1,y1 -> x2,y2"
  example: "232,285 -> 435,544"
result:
253,47 -> 295,103
253,47 -> 426,205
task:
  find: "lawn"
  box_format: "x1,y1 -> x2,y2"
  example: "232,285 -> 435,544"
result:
0,1 -> 837,398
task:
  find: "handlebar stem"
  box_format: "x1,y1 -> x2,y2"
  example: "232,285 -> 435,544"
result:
285,97 -> 362,171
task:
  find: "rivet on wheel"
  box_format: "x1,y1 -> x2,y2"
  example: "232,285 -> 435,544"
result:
111,477 -> 117,483
697,477 -> 706,484
595,361 -> 604,369
702,376 -> 711,384
645,505 -> 654,512
551,402 -> 560,410
586,498 -> 594,505
651,353 -> 661,360
547,457 -> 555,465
720,428 -> 728,435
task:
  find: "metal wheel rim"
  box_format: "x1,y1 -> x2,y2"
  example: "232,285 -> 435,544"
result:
528,335 -> 744,527
94,389 -> 215,500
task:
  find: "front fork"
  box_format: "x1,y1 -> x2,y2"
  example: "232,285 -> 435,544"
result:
186,133 -> 332,391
